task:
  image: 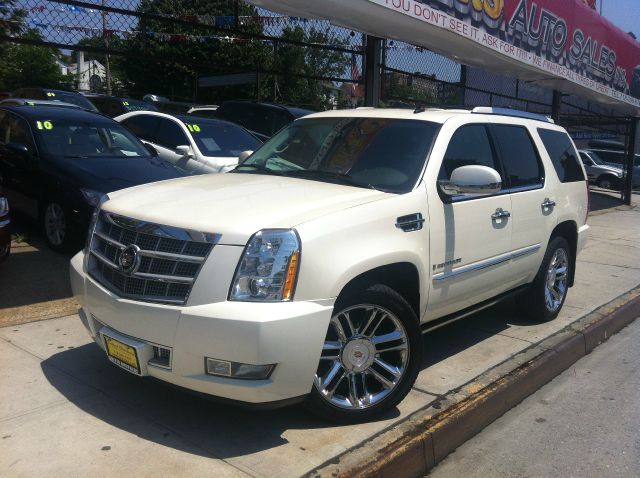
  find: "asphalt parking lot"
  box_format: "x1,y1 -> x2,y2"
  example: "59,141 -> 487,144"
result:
0,191 -> 639,477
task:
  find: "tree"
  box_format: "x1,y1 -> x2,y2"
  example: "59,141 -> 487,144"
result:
270,26 -> 351,110
118,0 -> 271,102
0,30 -> 69,91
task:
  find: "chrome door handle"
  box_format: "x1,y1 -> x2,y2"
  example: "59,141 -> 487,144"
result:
491,208 -> 511,220
541,198 -> 556,209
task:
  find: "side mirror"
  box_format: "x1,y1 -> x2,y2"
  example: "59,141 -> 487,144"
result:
238,150 -> 253,163
143,143 -> 158,157
439,165 -> 502,196
175,145 -> 194,158
4,143 -> 30,167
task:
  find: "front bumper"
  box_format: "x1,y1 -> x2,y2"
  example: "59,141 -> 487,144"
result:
70,252 -> 334,404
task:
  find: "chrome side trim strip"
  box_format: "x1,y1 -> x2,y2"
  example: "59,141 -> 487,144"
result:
433,244 -> 541,282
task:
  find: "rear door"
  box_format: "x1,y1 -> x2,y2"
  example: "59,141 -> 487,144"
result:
490,122 -> 554,285
426,122 -> 514,318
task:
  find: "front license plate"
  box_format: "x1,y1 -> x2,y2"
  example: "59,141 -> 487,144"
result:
104,335 -> 141,375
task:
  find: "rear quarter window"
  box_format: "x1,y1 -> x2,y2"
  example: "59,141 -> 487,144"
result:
538,129 -> 585,182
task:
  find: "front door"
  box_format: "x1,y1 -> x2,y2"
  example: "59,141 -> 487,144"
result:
426,123 -> 514,319
0,112 -> 39,219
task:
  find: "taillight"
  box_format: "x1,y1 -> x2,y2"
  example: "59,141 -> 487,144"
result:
584,179 -> 590,225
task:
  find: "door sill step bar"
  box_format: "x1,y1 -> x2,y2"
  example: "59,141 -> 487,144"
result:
421,285 -> 529,334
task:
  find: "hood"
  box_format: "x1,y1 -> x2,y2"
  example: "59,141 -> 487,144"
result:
597,163 -> 623,176
104,172 -> 389,245
51,156 -> 188,193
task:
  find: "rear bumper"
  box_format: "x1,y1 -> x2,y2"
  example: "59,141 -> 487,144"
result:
70,252 -> 334,404
577,224 -> 589,255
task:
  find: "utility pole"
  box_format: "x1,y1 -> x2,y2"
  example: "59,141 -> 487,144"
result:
102,0 -> 112,95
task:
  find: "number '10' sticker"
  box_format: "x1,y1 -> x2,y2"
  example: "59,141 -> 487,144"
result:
36,121 -> 54,130
186,124 -> 201,133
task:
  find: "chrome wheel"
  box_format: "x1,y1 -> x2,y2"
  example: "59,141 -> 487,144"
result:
44,203 -> 66,247
313,304 -> 410,410
544,248 -> 568,312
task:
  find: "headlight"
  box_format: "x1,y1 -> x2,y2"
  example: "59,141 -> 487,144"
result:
80,188 -> 104,207
230,229 -> 300,302
0,197 -> 9,217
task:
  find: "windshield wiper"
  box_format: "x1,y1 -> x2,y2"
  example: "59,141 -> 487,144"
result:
232,163 -> 282,175
281,170 -> 379,190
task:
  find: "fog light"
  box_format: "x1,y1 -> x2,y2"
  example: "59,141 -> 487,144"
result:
205,357 -> 275,380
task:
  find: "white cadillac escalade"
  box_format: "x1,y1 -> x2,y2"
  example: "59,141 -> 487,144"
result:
70,107 -> 589,422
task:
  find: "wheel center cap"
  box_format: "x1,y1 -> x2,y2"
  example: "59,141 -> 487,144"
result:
341,339 -> 376,372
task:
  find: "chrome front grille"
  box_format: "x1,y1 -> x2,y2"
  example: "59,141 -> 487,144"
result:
88,211 -> 219,305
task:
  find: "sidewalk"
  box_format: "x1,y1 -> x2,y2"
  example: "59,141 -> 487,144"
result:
1,203 -> 639,477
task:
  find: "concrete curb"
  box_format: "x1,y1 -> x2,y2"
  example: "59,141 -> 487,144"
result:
307,285 -> 640,478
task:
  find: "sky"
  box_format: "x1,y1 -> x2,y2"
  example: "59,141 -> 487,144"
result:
600,0 -> 640,36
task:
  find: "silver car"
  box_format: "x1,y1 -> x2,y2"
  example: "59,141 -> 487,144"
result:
581,149 -> 640,190
579,150 -> 625,190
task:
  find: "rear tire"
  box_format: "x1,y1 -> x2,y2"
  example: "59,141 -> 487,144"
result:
519,236 -> 571,322
304,284 -> 422,423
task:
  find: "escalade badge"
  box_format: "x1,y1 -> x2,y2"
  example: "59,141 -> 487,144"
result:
118,245 -> 141,275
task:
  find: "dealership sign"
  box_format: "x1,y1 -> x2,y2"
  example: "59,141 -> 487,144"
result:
379,0 -> 640,107
251,0 -> 640,112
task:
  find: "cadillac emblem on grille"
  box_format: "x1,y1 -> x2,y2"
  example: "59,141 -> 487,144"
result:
118,244 -> 141,274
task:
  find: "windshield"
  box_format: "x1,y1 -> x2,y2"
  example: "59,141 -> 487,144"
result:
33,118 -> 152,159
123,99 -> 158,113
182,119 -> 261,157
235,117 -> 440,193
586,152 -> 606,165
46,91 -> 98,111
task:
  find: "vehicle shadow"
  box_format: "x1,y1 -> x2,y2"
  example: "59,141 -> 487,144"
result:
0,243 -> 74,309
588,189 -> 625,212
40,341 -> 400,460
38,297 -> 543,461
420,297 -> 537,369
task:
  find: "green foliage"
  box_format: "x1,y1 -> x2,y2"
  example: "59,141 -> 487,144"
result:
268,26 -> 350,110
0,30 -> 69,91
117,0 -> 271,102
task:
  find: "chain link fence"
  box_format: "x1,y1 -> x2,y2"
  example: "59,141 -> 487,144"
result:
1,0 -> 633,142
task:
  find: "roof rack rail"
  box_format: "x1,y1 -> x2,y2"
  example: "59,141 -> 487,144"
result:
471,107 -> 554,124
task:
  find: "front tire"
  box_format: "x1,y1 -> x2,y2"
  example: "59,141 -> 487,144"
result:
305,284 -> 422,423
520,236 -> 571,322
597,175 -> 618,190
41,201 -> 72,252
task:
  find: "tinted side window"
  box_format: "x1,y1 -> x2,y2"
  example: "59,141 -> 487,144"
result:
0,113 -> 35,151
538,129 -> 585,182
593,150 -> 624,165
155,119 -> 189,149
439,124 -> 499,181
120,115 -> 160,142
492,125 -> 543,188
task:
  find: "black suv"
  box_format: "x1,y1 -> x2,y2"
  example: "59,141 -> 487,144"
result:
0,104 -> 188,251
12,88 -> 99,112
213,100 -> 314,141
